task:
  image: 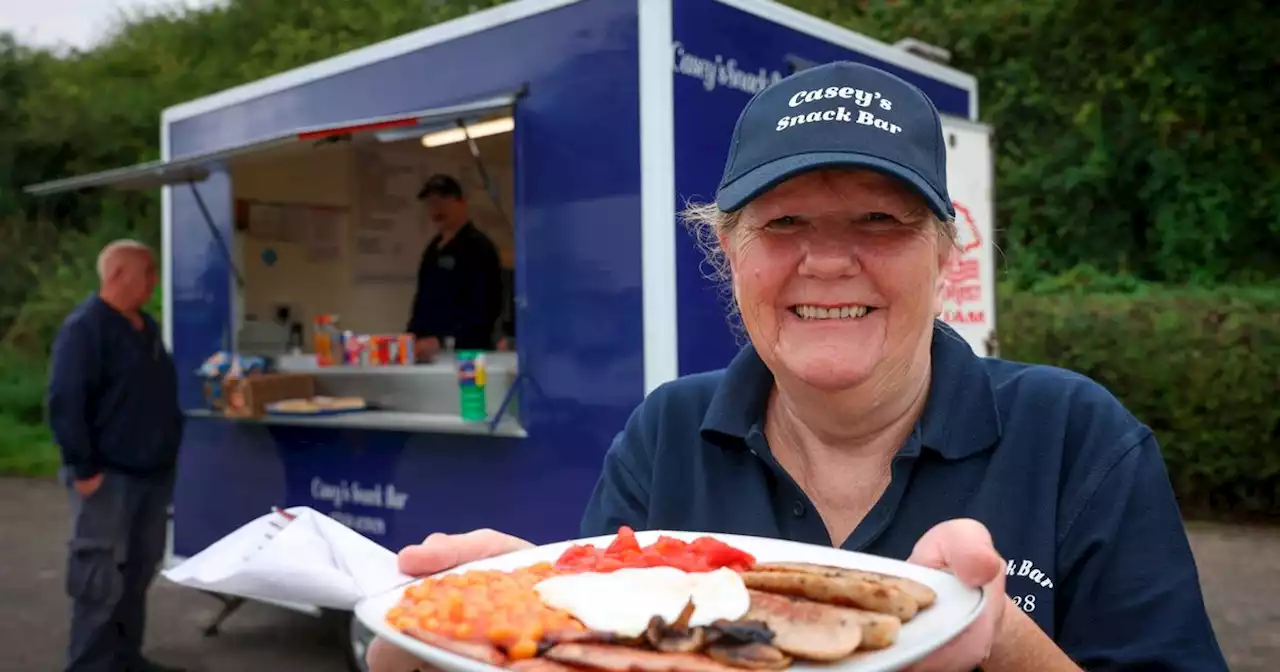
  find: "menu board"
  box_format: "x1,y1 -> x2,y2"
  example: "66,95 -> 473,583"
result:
352,146 -> 430,284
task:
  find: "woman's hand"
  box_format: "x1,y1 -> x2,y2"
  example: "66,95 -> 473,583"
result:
366,528 -> 535,672
902,518 -> 1008,672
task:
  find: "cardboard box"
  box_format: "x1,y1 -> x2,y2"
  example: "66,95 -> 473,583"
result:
223,373 -> 316,418
203,380 -> 225,411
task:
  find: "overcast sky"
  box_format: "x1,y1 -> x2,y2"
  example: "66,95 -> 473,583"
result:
1,0 -> 221,51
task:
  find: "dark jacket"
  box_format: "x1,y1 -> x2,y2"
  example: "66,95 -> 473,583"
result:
406,222 -> 505,350
47,295 -> 184,480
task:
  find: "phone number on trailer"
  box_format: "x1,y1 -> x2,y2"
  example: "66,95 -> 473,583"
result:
329,511 -> 388,536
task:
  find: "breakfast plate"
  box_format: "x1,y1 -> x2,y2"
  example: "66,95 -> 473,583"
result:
354,528 -> 987,672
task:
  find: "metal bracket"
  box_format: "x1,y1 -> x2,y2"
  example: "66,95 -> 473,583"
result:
186,180 -> 245,288
487,369 -> 524,434
200,591 -> 247,637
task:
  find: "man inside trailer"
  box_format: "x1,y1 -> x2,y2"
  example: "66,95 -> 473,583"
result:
406,174 -> 506,361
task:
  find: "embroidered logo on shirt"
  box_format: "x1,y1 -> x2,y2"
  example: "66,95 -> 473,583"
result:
1005,558 -> 1053,614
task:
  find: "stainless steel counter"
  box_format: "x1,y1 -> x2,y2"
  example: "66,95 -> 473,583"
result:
272,352 -> 520,418
184,408 -> 527,437
191,350 -> 526,437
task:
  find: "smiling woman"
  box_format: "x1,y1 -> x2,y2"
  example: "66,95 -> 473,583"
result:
683,170 -> 959,395
370,61 -> 1229,672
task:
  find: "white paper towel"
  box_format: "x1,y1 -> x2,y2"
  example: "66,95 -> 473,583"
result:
163,506 -> 415,610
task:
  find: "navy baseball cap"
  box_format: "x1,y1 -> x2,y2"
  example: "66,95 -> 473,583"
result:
417,173 -> 464,200
716,61 -> 954,220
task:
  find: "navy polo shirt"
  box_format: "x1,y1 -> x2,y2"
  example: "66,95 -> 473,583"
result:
580,321 -> 1226,670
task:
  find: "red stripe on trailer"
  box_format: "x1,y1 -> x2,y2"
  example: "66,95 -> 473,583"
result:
296,117 -> 420,141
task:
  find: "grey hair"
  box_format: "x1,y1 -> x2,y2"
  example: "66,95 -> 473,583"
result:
679,199 -> 960,340
96,239 -> 153,283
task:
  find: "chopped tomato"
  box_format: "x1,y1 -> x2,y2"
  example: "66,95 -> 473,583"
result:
688,536 -> 756,571
551,526 -> 756,574
605,526 -> 640,555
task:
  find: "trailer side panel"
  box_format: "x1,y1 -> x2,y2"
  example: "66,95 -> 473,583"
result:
167,0 -> 645,555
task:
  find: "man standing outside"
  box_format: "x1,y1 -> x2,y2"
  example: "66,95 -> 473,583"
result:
47,240 -> 185,672
407,174 -> 506,362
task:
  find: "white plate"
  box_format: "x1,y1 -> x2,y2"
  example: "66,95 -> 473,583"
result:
355,530 -> 987,672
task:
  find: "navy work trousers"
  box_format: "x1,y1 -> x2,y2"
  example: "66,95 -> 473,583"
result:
63,468 -> 174,672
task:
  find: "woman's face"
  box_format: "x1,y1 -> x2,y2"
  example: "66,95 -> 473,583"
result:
723,169 -> 950,392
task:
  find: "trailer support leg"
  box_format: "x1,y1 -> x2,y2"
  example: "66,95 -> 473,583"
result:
201,592 -> 247,637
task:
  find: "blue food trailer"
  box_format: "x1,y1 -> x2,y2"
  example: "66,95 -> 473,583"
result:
25,0 -> 992,668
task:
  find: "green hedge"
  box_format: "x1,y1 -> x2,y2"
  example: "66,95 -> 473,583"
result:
0,215 -> 157,479
0,347 -> 57,478
997,282 -> 1280,518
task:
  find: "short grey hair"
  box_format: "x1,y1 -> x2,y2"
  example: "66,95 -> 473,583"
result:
679,199 -> 960,336
96,239 -> 153,283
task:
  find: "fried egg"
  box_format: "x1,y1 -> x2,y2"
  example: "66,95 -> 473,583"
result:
533,566 -> 750,638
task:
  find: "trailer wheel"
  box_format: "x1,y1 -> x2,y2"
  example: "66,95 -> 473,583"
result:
324,609 -> 374,672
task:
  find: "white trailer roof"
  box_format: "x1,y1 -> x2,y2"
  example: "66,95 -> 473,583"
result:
161,0 -> 977,124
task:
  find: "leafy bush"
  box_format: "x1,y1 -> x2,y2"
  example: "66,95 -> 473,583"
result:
0,417 -> 58,478
0,344 -> 47,424
0,212 -> 159,479
1,206 -> 159,352
0,347 -> 57,478
997,282 -> 1280,518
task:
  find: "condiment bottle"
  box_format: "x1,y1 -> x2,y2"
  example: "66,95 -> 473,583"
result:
457,350 -> 488,422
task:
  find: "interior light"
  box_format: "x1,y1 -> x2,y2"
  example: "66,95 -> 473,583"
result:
421,117 -> 515,148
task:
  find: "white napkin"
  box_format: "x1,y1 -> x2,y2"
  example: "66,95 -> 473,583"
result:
162,506 -> 415,610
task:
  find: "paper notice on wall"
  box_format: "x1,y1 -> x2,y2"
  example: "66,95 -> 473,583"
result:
307,207 -> 345,263
277,205 -> 310,245
352,146 -> 428,284
245,201 -> 347,263
246,202 -> 283,241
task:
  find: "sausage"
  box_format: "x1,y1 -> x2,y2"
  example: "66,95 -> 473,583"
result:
742,590 -> 865,661
749,562 -> 937,609
739,570 -> 917,622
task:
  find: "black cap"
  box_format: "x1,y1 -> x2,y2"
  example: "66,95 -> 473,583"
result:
715,61 -> 954,220
417,174 -> 464,200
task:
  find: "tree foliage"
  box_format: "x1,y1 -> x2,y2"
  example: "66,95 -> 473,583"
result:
1,0 -> 1276,294
797,0 -> 1279,286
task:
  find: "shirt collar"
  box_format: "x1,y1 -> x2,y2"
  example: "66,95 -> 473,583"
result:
89,293 -> 128,324
437,221 -> 476,245
89,293 -> 154,333
699,320 -> 1002,460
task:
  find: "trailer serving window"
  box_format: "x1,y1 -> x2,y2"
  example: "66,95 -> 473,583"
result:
24,90 -> 526,438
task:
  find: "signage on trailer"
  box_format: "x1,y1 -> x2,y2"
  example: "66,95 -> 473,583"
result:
936,117 -> 997,355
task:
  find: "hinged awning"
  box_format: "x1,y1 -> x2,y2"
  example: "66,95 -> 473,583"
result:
22,88 -> 525,197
